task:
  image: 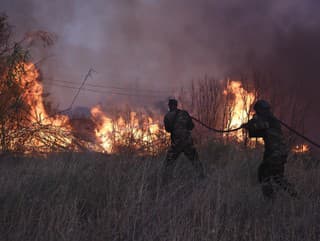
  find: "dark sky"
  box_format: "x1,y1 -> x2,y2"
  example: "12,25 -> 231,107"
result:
2,0 -> 320,140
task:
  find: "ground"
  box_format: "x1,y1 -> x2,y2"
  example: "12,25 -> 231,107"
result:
0,141 -> 319,241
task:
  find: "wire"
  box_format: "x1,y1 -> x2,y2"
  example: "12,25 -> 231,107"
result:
43,82 -> 167,98
191,116 -> 243,133
44,77 -> 170,93
69,68 -> 94,109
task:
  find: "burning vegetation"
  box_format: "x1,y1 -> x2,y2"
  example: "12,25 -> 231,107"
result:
223,80 -> 255,130
0,15 -> 311,155
1,58 -> 169,154
0,59 -> 310,155
222,80 -> 255,142
1,61 -> 76,153
90,105 -> 168,154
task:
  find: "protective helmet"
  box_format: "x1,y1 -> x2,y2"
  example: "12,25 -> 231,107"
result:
254,99 -> 271,113
168,98 -> 178,107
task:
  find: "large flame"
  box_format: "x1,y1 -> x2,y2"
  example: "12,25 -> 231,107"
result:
224,80 -> 255,129
21,62 -> 70,126
91,105 -> 168,154
8,62 -> 74,152
223,80 -> 255,141
222,81 -> 310,152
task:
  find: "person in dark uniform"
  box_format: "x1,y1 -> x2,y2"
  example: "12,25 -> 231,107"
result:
242,100 -> 297,199
162,99 -> 205,185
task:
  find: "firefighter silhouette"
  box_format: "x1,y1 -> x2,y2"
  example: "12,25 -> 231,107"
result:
242,100 -> 297,199
162,99 -> 205,185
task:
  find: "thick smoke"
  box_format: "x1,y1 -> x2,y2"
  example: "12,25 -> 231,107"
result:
2,1 -> 320,121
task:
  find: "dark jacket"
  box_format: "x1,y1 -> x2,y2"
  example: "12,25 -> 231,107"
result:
164,109 -> 194,144
246,112 -> 288,161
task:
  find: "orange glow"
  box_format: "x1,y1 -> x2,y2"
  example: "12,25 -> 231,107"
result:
292,144 -> 310,153
2,61 -> 168,154
223,80 -> 255,141
91,105 -> 168,154
8,62 -> 295,154
21,62 -> 70,126
10,62 -> 74,152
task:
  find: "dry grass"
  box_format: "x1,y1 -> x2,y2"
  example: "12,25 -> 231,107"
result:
0,143 -> 319,241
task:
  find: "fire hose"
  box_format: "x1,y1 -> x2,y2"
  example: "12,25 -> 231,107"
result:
191,116 -> 320,149
278,119 -> 320,149
190,116 -> 243,133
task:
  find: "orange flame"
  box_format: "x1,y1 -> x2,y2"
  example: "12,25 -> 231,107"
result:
3,61 -> 168,154
10,62 -> 74,152
91,105 -> 167,154
10,62 -> 297,154
223,80 -> 255,141
292,144 -> 310,153
20,62 -> 70,126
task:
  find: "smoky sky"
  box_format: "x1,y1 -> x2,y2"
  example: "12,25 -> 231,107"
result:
2,0 -> 320,115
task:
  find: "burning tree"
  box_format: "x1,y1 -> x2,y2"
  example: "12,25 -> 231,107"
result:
90,105 -> 169,155
0,15 -> 78,154
0,15 -> 28,152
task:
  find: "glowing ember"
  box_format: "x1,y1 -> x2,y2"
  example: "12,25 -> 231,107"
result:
292,144 -> 310,153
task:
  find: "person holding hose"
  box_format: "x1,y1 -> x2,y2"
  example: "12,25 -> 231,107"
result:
162,99 -> 205,186
242,100 -> 298,199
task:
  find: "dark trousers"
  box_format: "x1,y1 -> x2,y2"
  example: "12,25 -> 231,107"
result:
162,138 -> 204,185
258,158 -> 297,198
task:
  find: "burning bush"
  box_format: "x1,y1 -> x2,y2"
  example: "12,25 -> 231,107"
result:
0,60 -> 78,153
0,15 -> 77,153
90,105 -> 169,155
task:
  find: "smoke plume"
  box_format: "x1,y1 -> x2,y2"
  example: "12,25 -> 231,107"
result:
2,0 -> 320,137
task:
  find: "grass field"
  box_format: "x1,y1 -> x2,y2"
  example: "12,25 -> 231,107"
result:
0,142 -> 319,241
